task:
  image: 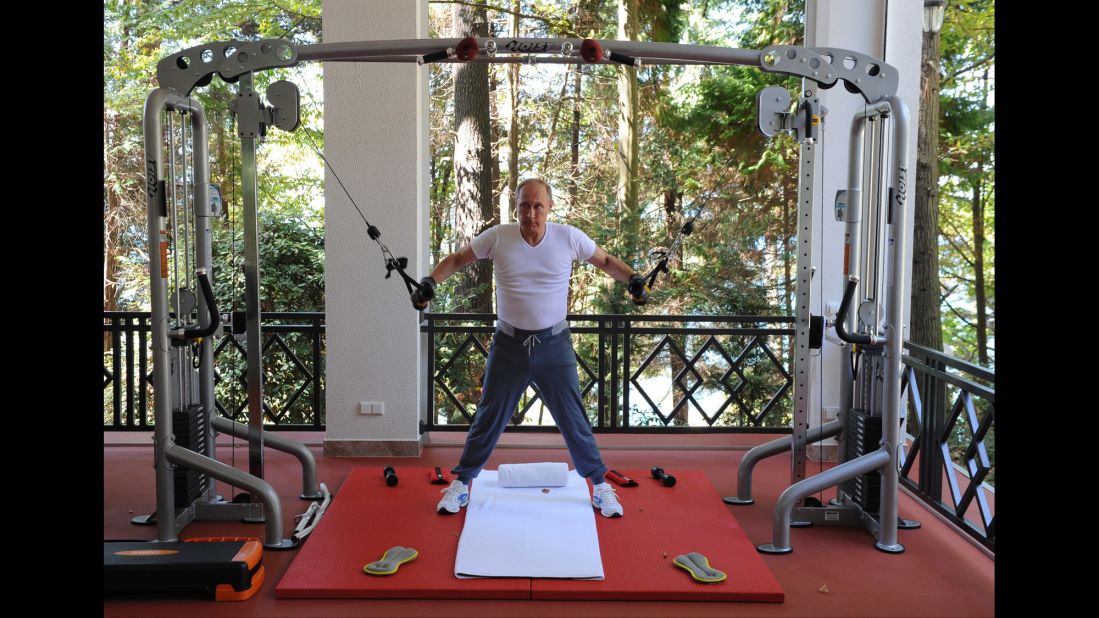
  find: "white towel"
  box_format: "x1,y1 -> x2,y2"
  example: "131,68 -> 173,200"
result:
497,462 -> 570,487
454,469 -> 604,579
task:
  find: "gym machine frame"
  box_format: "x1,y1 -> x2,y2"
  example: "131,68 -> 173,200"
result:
725,94 -> 921,554
142,67 -> 329,551
146,34 -> 910,554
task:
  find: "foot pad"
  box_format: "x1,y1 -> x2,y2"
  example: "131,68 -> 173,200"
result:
673,552 -> 727,583
363,546 -> 419,576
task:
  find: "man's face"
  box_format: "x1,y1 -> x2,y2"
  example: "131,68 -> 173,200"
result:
517,183 -> 552,239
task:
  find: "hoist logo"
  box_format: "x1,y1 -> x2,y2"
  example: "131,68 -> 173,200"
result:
146,159 -> 157,198
894,166 -> 907,206
504,40 -> 549,53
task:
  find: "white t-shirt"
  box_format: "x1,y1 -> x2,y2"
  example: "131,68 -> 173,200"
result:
470,222 -> 596,331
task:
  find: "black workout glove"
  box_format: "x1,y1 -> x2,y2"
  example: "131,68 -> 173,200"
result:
411,276 -> 437,310
627,273 -> 648,306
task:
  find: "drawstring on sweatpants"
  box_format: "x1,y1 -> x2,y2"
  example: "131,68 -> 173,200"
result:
522,334 -> 541,356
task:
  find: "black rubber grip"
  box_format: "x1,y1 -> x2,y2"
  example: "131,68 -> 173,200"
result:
608,51 -> 639,67
421,49 -> 450,64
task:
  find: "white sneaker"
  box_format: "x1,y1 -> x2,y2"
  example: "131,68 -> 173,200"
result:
592,482 -> 624,518
437,479 -> 469,514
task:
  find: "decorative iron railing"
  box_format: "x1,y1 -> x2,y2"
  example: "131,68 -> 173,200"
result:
102,312 -> 325,430
422,313 -> 796,433
900,342 -> 995,552
104,311 -> 995,553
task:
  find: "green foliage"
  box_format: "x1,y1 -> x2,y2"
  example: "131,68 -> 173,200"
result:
212,322 -> 323,425
937,0 -> 995,367
104,0 -> 326,427
105,0 -> 324,315
639,0 -> 686,43
104,0 -> 994,433
211,205 -> 325,312
425,0 -> 809,428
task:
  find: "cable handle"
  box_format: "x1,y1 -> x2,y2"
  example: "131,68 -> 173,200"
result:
641,218 -> 696,292
833,276 -> 881,347
364,220 -> 424,297
170,269 -> 220,346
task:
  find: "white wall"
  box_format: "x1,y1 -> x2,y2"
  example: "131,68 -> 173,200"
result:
805,0 -> 921,448
322,0 -> 429,455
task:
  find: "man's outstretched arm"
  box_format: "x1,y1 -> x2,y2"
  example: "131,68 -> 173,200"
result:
430,244 -> 478,283
411,244 -> 478,309
586,246 -> 635,283
586,246 -> 648,305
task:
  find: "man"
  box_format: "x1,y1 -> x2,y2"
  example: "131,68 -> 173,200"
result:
412,178 -> 648,518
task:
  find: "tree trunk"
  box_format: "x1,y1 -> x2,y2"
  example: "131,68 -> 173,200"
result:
505,0 -> 520,222
569,65 -> 581,214
972,169 -> 987,365
663,184 -> 689,425
489,17 -> 502,222
452,2 -> 494,312
540,72 -> 571,176
430,156 -> 452,263
104,117 -> 121,351
614,0 -> 640,315
912,23 -> 944,352
566,2 -> 586,314
973,67 -> 990,366
664,185 -> 681,270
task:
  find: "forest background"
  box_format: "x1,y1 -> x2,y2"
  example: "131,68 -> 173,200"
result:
103,0 -> 994,437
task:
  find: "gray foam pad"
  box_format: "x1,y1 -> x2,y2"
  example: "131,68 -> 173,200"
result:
673,552 -> 727,583
363,545 -> 419,576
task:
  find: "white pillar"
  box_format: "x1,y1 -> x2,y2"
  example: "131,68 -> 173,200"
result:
804,0 -> 921,460
322,0 -> 430,456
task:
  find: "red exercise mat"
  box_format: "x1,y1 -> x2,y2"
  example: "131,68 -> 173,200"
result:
276,467 -> 783,602
533,469 -> 783,601
276,467 -> 528,599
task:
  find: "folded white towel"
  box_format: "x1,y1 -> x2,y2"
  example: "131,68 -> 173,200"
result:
497,462 -> 570,487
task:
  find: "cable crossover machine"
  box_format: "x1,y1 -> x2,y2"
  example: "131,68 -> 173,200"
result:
131,32 -> 915,565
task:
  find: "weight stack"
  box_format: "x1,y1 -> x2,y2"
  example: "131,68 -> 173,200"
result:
173,404 -> 208,509
841,409 -> 882,512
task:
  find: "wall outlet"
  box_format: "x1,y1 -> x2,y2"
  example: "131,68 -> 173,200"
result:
824,406 -> 840,421
360,401 -> 384,415
825,302 -> 840,320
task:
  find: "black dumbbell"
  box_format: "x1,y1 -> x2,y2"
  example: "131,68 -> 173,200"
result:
383,465 -> 399,487
651,466 -> 677,487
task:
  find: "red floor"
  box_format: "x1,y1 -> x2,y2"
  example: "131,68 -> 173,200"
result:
103,432 -> 994,617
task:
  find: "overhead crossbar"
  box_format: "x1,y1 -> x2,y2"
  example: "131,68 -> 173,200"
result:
156,37 -> 897,104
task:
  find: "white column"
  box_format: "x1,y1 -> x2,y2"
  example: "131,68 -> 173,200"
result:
804,0 -> 921,460
884,0 -> 923,332
322,0 -> 430,456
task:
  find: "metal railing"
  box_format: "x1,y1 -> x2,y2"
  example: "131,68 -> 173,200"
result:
422,313 -> 796,433
900,341 -> 995,552
104,310 -> 994,554
103,311 -> 326,430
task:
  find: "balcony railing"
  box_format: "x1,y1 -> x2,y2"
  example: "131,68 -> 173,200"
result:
422,313 -> 796,433
103,311 -> 995,551
103,312 -> 326,430
900,341 -> 995,552
103,311 -> 797,433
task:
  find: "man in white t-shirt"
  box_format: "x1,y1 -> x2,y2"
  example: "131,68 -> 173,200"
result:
411,178 -> 648,518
